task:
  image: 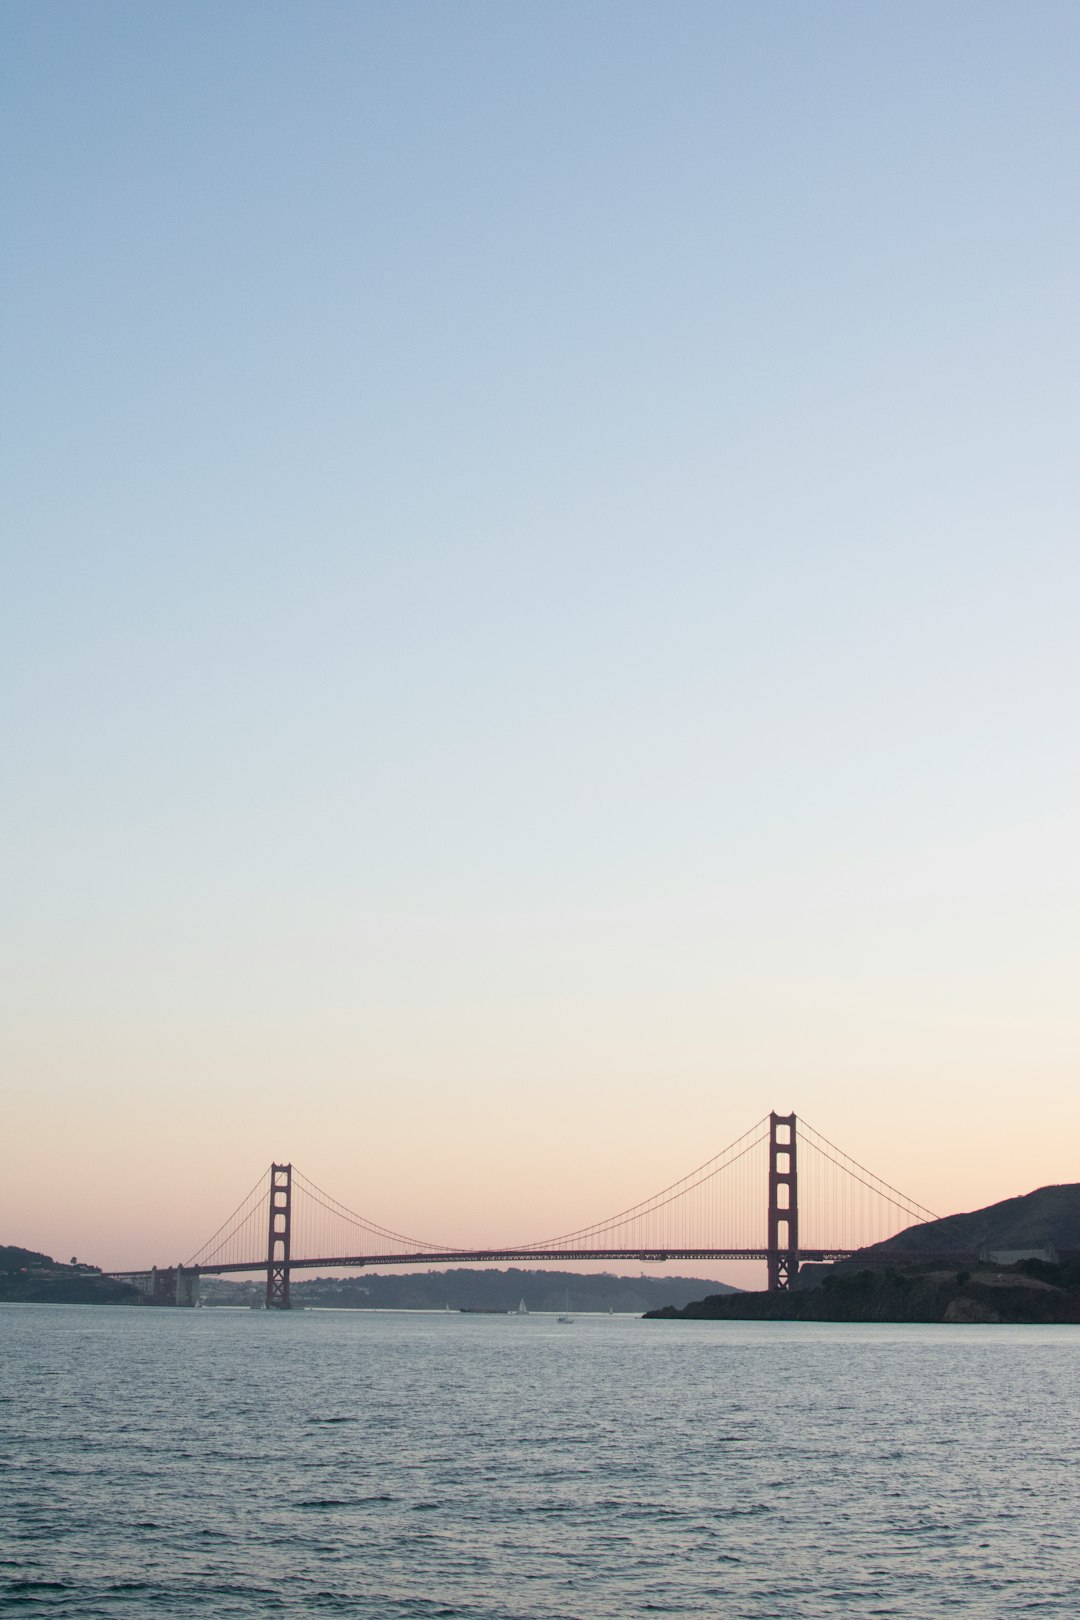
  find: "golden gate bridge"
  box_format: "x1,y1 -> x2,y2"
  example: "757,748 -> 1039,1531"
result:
112,1112 -> 943,1307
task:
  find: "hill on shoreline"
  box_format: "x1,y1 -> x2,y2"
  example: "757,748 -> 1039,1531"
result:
645,1256 -> 1080,1323
645,1182 -> 1080,1324
867,1182 -> 1080,1259
0,1246 -> 142,1305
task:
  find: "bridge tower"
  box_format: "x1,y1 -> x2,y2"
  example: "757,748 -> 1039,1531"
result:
265,1163 -> 292,1309
767,1112 -> 799,1292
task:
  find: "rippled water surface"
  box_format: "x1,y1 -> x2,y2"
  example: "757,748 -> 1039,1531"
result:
2,1305 -> 1078,1617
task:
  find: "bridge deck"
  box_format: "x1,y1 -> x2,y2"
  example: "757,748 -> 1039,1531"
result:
111,1247 -> 860,1281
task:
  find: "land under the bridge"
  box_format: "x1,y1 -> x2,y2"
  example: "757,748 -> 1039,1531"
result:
644,1256 -> 1080,1323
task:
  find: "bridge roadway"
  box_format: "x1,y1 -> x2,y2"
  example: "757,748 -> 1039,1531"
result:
115,1247 -> 859,1281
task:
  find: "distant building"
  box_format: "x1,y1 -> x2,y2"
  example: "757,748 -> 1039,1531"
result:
979,1245 -> 1058,1266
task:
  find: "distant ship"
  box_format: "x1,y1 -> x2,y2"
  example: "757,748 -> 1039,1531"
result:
459,1306 -> 511,1314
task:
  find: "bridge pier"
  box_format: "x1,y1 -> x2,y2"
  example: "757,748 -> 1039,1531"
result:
767,1112 -> 799,1291
266,1163 -> 292,1309
148,1265 -> 200,1306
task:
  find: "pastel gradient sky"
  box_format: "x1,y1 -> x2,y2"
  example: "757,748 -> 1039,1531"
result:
3,3 -> 1078,1279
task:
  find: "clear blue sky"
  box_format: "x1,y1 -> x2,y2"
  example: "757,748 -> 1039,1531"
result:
2,2 -> 1078,1267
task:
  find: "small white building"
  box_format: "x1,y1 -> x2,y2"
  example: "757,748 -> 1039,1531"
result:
979,1245 -> 1058,1266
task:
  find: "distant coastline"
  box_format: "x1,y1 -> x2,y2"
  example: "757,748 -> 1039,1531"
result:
0,1246 -> 738,1314
195,1267 -> 741,1314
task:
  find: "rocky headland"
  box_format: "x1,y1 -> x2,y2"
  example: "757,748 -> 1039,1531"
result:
644,1256 -> 1080,1323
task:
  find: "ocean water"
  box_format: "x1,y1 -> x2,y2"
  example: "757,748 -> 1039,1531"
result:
1,1305 -> 1078,1619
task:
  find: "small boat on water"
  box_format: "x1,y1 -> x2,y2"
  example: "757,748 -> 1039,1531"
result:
517,1298 -> 528,1315
556,1290 -> 574,1324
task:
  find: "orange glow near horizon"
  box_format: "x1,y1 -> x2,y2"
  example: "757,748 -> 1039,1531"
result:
7,1079 -> 1075,1287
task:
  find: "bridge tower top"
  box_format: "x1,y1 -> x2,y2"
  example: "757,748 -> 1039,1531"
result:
266,1163 -> 292,1309
767,1112 -> 799,1292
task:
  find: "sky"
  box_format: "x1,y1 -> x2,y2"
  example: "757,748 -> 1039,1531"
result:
2,2 -> 1078,1283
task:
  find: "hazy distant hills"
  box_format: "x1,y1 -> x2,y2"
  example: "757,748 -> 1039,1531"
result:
203,1267 -> 739,1313
867,1183 -> 1080,1259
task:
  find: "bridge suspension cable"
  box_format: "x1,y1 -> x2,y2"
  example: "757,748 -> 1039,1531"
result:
289,1167 -> 460,1259
185,1168 -> 268,1269
798,1115 -> 941,1252
508,1116 -> 772,1254
175,1108 -> 949,1280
